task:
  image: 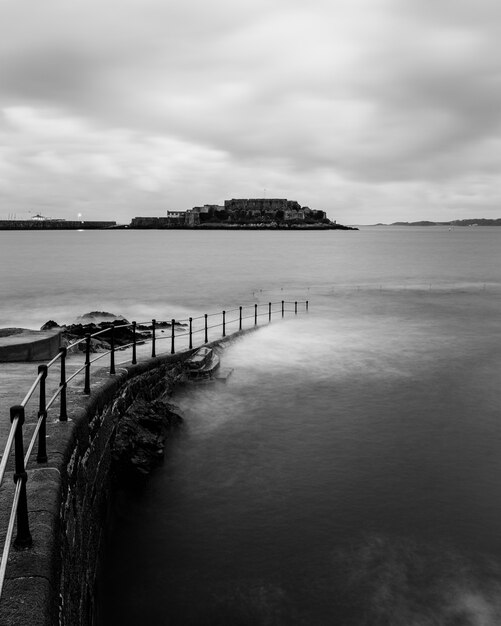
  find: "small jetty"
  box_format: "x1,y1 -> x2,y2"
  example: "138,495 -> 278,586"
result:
0,328 -> 61,362
186,346 -> 220,380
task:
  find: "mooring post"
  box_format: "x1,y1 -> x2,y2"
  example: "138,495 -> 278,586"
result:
269,302 -> 272,322
110,324 -> 116,375
151,319 -> 156,358
37,365 -> 48,463
295,301 -> 298,315
189,317 -> 193,349
204,314 -> 208,343
282,300 -> 284,318
254,303 -> 258,325
10,405 -> 32,549
132,321 -> 137,364
239,306 -> 242,331
59,347 -> 67,421
171,319 -> 175,354
222,311 -> 226,337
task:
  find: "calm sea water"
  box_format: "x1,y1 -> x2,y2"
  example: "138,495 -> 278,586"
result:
2,227 -> 501,624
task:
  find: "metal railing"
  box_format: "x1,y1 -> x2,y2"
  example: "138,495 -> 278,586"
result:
0,299 -> 308,600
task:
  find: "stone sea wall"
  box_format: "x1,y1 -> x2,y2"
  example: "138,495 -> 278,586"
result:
0,334 -> 247,626
0,220 -> 116,230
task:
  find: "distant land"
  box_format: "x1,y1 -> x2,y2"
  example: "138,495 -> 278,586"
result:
129,198 -> 357,230
0,219 -> 117,230
376,219 -> 501,227
0,199 -> 358,231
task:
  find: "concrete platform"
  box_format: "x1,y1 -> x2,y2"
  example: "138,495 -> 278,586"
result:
0,328 -> 61,362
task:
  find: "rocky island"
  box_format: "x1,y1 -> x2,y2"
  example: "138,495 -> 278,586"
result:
129,198 -> 357,230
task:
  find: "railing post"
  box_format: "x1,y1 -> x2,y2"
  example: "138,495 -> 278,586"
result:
204,314 -> 208,343
295,301 -> 298,315
132,321 -> 137,365
239,306 -> 242,331
254,303 -> 258,325
171,319 -> 175,354
110,324 -> 116,375
306,300 -> 309,312
222,311 -> 226,337
189,317 -> 193,349
282,300 -> 284,318
10,405 -> 32,549
37,365 -> 48,463
151,319 -> 156,358
59,347 -> 67,421
269,302 -> 272,322
84,333 -> 91,394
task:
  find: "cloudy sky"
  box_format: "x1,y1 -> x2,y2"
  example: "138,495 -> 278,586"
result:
1,0 -> 500,224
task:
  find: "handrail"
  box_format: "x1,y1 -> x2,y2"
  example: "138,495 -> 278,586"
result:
0,480 -> 22,599
0,419 -> 18,489
24,413 -> 46,467
0,298 -> 309,603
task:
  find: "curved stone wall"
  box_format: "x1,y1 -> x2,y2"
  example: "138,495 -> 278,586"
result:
0,344 -> 216,626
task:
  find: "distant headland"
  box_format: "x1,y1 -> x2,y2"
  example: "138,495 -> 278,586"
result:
376,219 -> 501,227
0,200 -> 357,230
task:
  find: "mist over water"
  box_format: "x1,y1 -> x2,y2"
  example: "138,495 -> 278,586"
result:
100,289 -> 501,625
2,227 -> 501,623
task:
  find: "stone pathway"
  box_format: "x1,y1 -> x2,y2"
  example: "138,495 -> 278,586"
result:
0,323 -> 229,451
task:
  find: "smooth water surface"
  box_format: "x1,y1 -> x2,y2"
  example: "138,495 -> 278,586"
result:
2,226 -> 501,624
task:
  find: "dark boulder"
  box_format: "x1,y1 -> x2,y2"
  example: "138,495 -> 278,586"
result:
40,320 -> 60,330
75,311 -> 129,325
112,399 -> 182,478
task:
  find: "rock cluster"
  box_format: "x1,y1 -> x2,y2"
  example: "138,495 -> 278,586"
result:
40,311 -> 187,353
109,363 -> 186,479
112,398 -> 182,477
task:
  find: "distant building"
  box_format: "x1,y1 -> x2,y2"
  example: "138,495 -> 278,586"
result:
223,198 -> 327,223
166,210 -> 187,225
129,198 -> 332,229
186,205 -> 223,225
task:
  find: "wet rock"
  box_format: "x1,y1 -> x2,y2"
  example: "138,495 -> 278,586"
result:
63,321 -> 150,348
75,311 -> 129,325
40,320 -> 60,330
112,399 -> 182,478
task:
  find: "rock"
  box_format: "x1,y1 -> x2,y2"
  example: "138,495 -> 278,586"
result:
112,399 -> 182,478
40,320 -> 60,330
74,311 -> 129,325
62,321 -> 150,348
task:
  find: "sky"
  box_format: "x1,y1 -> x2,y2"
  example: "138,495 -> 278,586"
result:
1,0 -> 501,225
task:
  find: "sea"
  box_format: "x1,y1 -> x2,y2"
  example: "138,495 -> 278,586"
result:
1,226 -> 501,625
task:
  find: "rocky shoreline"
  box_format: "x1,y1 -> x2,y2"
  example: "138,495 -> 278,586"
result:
41,311 -> 187,352
40,311 -> 188,478
110,363 -> 185,479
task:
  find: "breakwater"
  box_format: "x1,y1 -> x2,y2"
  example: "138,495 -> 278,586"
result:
0,220 -> 116,230
0,352 -> 189,626
0,302 -> 307,625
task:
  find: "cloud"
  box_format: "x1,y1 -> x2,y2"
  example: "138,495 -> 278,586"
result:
1,0 -> 501,222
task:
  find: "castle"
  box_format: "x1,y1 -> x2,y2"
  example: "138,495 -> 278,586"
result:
167,198 -> 329,226
129,198 -> 336,229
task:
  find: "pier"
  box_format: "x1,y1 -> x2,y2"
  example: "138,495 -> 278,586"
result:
0,301 -> 307,625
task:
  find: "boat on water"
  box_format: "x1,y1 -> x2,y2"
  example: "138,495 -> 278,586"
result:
186,346 -> 220,380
